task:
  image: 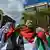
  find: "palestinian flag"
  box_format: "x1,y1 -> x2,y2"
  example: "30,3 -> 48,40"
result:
4,24 -> 20,42
36,37 -> 45,50
45,32 -> 50,47
36,32 -> 50,50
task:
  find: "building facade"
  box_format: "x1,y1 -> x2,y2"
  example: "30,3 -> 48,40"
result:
24,2 -> 49,29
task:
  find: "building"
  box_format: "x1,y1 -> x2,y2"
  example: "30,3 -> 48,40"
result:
24,2 -> 49,29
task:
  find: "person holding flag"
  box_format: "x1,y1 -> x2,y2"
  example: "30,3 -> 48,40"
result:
5,19 -> 50,50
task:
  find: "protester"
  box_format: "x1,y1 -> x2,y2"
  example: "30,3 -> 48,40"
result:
0,22 -> 14,50
9,20 -> 36,50
6,20 -> 50,50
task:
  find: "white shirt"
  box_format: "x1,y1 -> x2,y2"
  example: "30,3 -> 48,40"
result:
23,37 -> 37,50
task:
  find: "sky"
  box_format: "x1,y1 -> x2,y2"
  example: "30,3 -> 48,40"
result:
24,0 -> 48,6
0,0 -> 25,24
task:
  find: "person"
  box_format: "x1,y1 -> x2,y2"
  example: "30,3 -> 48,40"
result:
4,22 -> 15,50
0,22 -> 13,50
5,19 -> 35,50
36,26 -> 50,50
18,20 -> 50,50
6,19 -> 50,50
10,19 -> 36,50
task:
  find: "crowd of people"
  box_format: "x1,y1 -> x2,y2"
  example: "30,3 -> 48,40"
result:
0,10 -> 50,50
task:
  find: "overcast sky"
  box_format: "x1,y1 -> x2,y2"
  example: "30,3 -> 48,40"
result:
0,0 -> 25,24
